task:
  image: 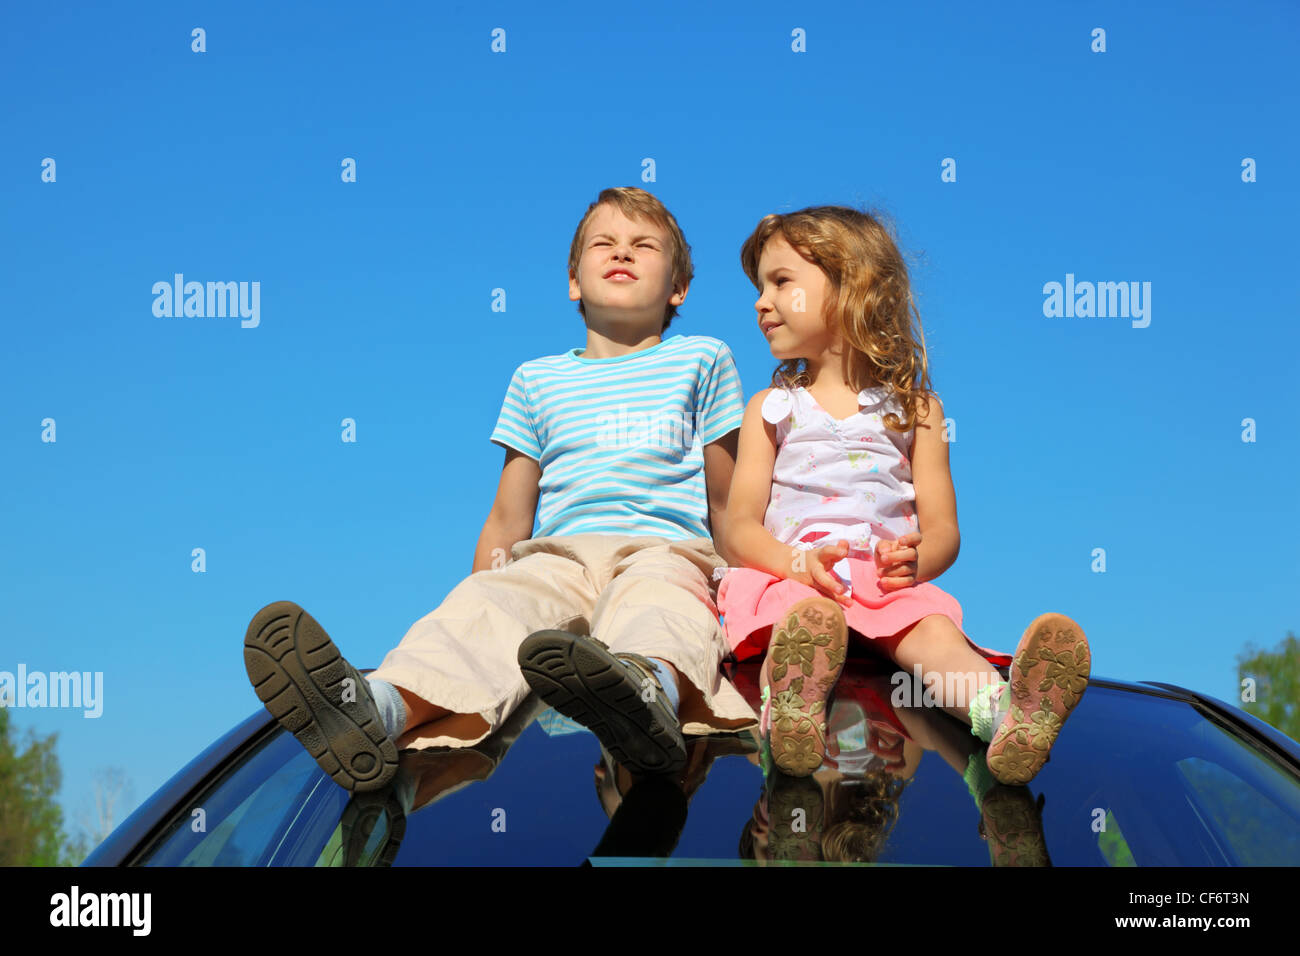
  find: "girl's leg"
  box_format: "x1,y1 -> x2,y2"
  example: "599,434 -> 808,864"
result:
874,614 -> 1004,726
763,596 -> 849,776
891,695 -> 979,774
878,612 -> 1090,793
881,631 -> 1011,837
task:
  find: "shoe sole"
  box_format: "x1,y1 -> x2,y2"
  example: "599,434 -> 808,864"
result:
765,771 -> 826,862
243,600 -> 398,793
986,612 -> 1091,786
979,784 -> 1051,867
339,787 -> 408,867
767,597 -> 848,777
518,631 -> 686,775
590,776 -> 689,859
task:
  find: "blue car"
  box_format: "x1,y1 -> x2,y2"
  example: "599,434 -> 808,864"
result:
83,653 -> 1300,866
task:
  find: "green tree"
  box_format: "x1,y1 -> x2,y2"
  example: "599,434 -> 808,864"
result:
1236,631 -> 1300,743
0,707 -> 89,865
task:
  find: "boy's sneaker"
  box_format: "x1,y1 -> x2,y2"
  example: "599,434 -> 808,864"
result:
985,612 -> 1091,786
586,773 -> 689,863
518,630 -> 686,775
243,600 -> 399,793
334,767 -> 415,867
765,596 -> 848,777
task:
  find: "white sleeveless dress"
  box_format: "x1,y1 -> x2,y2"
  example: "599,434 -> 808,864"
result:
714,386 -> 1010,667
713,385 -> 919,594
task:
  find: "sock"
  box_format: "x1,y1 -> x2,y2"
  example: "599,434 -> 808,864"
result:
968,678 -> 1010,743
964,750 -> 997,806
994,686 -> 1011,729
646,658 -> 681,715
367,677 -> 408,740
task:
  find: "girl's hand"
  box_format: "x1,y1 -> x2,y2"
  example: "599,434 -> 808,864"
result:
867,722 -> 906,771
793,540 -> 854,607
875,531 -> 922,591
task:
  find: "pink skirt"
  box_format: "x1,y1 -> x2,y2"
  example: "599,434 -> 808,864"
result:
716,556 -> 1012,667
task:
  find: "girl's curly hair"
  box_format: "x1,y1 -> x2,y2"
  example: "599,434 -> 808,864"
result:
819,770 -> 912,863
739,205 -> 937,434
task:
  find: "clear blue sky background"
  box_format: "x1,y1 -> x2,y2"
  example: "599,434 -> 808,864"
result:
2,0 -> 1297,852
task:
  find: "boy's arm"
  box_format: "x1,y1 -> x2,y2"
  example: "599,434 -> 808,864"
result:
702,430 -> 739,562
694,340 -> 746,563
471,447 -> 541,573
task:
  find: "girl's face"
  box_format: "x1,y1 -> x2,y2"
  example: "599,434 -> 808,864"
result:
754,234 -> 838,362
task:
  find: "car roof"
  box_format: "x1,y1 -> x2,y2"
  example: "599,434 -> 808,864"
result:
85,656 -> 1300,867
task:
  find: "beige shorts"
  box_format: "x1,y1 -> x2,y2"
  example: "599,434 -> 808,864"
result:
369,533 -> 760,751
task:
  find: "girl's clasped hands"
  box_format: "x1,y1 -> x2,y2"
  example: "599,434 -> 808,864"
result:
797,531 -> 924,606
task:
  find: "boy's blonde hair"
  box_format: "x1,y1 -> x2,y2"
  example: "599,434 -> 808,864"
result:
739,205 -> 936,434
568,187 -> 694,333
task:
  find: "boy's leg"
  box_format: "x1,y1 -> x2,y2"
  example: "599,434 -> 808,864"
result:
516,535 -> 756,776
245,600 -> 402,792
245,540 -> 599,793
591,536 -> 756,733
368,542 -> 601,749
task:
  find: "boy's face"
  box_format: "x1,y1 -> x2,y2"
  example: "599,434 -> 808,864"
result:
569,204 -> 686,330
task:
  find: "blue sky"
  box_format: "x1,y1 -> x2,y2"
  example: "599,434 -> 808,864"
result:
2,0 -> 1297,851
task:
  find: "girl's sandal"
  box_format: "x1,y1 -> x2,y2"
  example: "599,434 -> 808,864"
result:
979,785 -> 1051,867
986,612 -> 1091,786
765,596 -> 849,777
766,770 -> 826,862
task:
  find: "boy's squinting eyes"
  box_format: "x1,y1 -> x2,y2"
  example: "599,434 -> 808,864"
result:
589,237 -> 661,248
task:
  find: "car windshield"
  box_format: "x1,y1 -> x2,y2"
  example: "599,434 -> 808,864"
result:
133,657 -> 1300,866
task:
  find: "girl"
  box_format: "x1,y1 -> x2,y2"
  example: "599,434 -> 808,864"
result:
715,205 -> 1092,788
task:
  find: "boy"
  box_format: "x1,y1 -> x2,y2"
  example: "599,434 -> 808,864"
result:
243,186 -> 757,793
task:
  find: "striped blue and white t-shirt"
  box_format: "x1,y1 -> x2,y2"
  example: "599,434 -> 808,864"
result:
490,334 -> 744,539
